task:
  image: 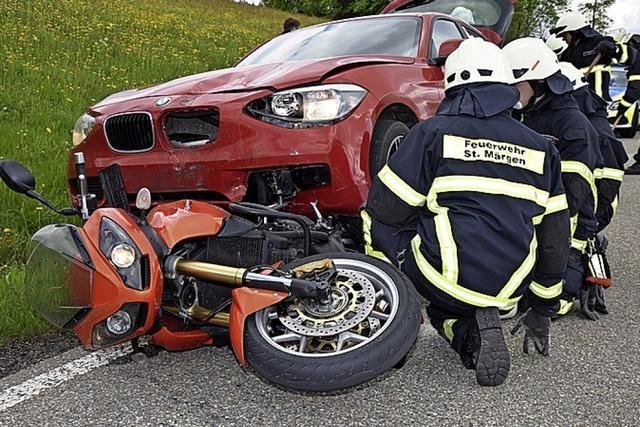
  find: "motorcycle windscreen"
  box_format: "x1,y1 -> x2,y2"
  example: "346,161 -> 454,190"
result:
385,0 -> 515,41
25,224 -> 93,329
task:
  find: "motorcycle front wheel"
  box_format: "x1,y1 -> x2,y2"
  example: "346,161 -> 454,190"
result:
244,252 -> 422,392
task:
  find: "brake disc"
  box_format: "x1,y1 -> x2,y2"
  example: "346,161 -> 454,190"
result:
279,270 -> 376,337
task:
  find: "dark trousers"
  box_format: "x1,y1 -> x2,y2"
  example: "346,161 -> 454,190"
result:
562,248 -> 586,299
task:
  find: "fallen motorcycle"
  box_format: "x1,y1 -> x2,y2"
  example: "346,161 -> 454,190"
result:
0,156 -> 421,392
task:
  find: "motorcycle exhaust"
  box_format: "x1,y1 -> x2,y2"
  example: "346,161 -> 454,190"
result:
167,257 -> 329,300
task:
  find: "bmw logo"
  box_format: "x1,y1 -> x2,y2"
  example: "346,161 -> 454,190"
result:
155,97 -> 172,107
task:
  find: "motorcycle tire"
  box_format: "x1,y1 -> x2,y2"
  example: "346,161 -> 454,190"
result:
244,252 -> 422,392
368,120 -> 409,179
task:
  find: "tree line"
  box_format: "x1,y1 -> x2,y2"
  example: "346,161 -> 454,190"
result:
263,0 -> 617,40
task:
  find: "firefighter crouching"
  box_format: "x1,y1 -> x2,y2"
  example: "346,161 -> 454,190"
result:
503,38 -> 603,320
362,38 -> 570,387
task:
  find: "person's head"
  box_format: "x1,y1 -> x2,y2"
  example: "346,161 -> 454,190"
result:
558,62 -> 589,91
503,37 -> 572,108
546,35 -> 568,57
444,38 -> 513,93
550,12 -> 589,44
283,18 -> 300,33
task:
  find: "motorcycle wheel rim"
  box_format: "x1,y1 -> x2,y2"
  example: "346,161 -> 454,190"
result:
254,258 -> 400,358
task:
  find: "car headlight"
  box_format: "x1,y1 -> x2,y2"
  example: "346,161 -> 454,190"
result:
72,113 -> 96,147
248,84 -> 367,128
609,101 -> 620,111
99,218 -> 148,290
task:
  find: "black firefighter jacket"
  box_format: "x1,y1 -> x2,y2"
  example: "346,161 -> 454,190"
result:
571,86 -> 629,231
522,92 -> 601,253
364,84 -> 571,317
560,27 -> 618,100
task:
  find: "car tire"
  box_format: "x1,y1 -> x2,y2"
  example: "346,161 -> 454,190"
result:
369,120 -> 410,178
244,252 -> 422,392
619,106 -> 639,138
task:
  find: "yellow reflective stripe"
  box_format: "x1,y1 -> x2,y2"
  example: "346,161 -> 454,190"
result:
430,176 -> 549,208
530,281 -> 563,299
596,167 -> 624,181
426,193 -> 458,283
561,161 -> 594,185
570,214 -> 578,236
572,238 -> 587,252
377,165 -> 426,207
620,98 -> 634,108
557,299 -> 574,315
595,70 -> 603,96
629,75 -> 640,82
497,234 -> 538,299
443,319 -> 457,343
545,194 -> 569,216
360,211 -> 390,262
619,43 -> 629,63
410,235 -> 521,309
612,195 -> 619,214
579,65 -> 611,74
561,161 -> 598,209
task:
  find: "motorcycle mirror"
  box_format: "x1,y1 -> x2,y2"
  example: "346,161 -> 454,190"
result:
135,187 -> 152,211
0,160 -> 36,195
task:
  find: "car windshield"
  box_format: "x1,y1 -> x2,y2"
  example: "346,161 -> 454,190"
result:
238,17 -> 421,66
393,0 -> 502,27
611,68 -> 628,87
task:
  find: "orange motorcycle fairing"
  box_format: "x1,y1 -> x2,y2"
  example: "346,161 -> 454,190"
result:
147,199 -> 229,250
229,288 -> 288,366
150,315 -> 214,351
75,208 -> 164,349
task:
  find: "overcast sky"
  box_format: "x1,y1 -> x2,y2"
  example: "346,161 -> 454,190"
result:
236,0 -> 640,34
606,0 -> 640,33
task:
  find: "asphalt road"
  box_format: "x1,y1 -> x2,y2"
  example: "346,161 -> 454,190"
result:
1,137 -> 639,426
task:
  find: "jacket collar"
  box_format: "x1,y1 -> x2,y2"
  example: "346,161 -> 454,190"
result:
525,92 -> 579,115
437,83 -> 520,118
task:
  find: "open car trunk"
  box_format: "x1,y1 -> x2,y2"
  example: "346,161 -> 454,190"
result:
382,0 -> 516,45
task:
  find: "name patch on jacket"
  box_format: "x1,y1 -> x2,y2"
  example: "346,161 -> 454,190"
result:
443,135 -> 545,174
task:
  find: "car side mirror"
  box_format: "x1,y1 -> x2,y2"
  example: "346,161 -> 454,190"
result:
428,39 -> 464,66
0,160 -> 36,195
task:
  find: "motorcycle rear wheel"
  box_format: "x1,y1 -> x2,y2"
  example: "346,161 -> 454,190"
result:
244,252 -> 421,392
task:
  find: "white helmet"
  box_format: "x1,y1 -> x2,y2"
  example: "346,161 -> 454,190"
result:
559,62 -> 588,90
451,6 -> 475,25
546,36 -> 568,56
613,29 -> 632,44
551,13 -> 588,35
503,38 -> 560,83
444,38 -> 513,91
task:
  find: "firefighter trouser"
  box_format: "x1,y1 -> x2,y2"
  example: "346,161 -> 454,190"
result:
562,248 -> 586,299
426,304 -> 477,369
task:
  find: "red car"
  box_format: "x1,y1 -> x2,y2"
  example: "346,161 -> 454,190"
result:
69,0 -> 514,218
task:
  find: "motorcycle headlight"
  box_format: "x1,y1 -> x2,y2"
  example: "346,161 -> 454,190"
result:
99,218 -> 148,290
609,101 -> 620,111
248,84 -> 368,128
72,113 -> 96,147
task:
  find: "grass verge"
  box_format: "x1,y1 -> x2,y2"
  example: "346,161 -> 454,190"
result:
0,0 -> 321,343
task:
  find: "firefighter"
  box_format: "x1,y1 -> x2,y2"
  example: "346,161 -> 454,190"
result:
550,13 -> 618,101
613,30 -> 640,174
559,62 -> 628,232
558,62 -> 629,316
503,38 -> 602,320
363,38 -> 570,387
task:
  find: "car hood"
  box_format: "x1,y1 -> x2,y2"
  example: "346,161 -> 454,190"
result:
93,55 -> 415,107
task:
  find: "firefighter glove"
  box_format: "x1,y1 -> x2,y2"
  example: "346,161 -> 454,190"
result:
510,308 -> 551,356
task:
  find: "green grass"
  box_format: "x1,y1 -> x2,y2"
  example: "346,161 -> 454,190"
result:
0,0 -> 322,343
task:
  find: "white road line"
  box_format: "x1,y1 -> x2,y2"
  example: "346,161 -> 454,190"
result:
0,343 -> 133,412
